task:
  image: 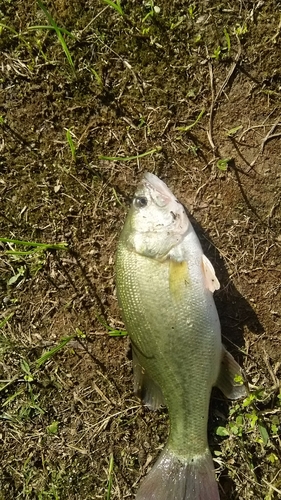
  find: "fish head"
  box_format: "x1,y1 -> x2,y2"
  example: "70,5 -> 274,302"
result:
125,172 -> 189,260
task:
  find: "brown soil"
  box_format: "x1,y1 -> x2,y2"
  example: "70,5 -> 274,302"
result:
0,1 -> 280,499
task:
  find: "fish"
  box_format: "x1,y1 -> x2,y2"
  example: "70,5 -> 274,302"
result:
115,172 -> 247,500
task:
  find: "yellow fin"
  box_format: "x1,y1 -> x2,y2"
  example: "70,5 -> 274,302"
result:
169,259 -> 189,300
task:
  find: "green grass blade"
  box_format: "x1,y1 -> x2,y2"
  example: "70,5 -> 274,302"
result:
217,158 -> 231,171
226,125 -> 243,137
176,108 -> 205,132
36,336 -> 74,367
56,30 -> 75,69
223,27 -> 231,54
28,25 -> 75,38
0,22 -> 20,36
66,128 -> 76,160
111,187 -> 125,207
106,453 -> 114,500
36,0 -> 75,69
102,0 -> 124,16
4,250 -> 41,255
90,68 -> 103,87
2,388 -> 25,407
95,312 -> 127,336
0,22 -> 31,49
107,330 -> 127,336
0,237 -> 68,250
0,375 -> 19,393
0,313 -> 14,329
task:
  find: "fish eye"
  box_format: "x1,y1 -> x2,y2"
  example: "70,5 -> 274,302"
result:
134,196 -> 148,208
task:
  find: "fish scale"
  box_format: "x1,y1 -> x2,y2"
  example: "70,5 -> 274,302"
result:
117,243 -> 220,459
116,172 -> 247,500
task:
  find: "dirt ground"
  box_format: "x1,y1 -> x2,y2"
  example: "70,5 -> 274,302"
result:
0,1 -> 280,499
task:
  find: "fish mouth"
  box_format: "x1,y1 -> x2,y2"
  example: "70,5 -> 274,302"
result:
143,172 -> 177,206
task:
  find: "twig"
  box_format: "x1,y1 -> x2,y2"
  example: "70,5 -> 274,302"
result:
263,348 -> 279,389
271,16 -> 281,43
80,5 -> 109,33
262,478 -> 281,495
207,38 -> 242,154
238,109 -> 276,142
249,116 -> 281,168
260,125 -> 281,153
207,60 -> 216,151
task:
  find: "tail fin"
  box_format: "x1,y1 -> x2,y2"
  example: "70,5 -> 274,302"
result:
136,448 -> 219,500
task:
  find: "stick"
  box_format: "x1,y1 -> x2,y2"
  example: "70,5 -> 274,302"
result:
207,38 -> 242,153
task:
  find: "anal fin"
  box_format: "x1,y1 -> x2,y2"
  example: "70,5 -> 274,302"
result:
133,348 -> 165,410
216,346 -> 248,399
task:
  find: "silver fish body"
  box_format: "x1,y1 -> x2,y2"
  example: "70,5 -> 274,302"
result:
116,173 -> 246,500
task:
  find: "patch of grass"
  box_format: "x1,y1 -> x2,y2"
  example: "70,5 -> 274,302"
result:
36,335 -> 75,367
102,0 -> 124,17
234,23 -> 248,37
211,46 -> 221,60
0,238 -> 69,287
29,0 -> 76,70
187,3 -> 196,20
142,1 -> 160,24
0,333 -> 77,427
215,386 -> 281,497
0,313 -> 14,329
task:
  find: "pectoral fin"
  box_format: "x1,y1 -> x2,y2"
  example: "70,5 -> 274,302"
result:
216,346 -> 248,399
202,254 -> 220,292
132,348 -> 165,410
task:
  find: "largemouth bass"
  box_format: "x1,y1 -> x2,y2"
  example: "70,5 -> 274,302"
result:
116,172 -> 246,500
